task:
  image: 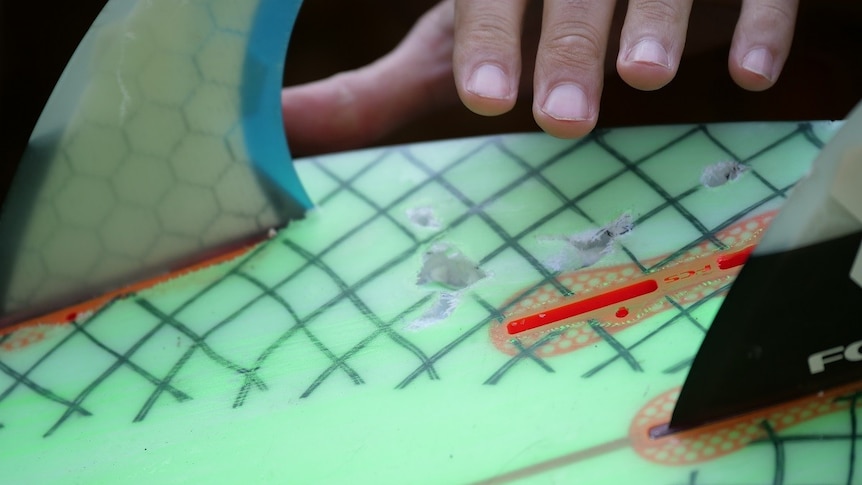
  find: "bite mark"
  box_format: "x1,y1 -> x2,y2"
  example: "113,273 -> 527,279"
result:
700,160 -> 749,188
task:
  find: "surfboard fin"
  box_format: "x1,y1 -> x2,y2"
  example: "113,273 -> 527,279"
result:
668,100 -> 862,433
0,0 -> 311,328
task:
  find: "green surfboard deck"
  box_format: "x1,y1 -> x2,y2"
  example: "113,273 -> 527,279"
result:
3,121 -> 858,484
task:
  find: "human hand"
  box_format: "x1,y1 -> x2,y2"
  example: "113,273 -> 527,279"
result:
282,0 -> 799,155
456,0 -> 798,138
282,1 -> 458,156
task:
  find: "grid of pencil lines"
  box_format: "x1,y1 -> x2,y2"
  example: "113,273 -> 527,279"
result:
677,392 -> 862,485
0,123 -> 829,466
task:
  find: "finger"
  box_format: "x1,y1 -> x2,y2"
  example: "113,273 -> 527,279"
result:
282,0 -> 457,156
532,0 -> 616,138
616,0 -> 694,91
728,0 -> 798,91
453,0 -> 528,116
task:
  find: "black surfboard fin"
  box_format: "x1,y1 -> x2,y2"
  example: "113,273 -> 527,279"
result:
668,100 -> 862,433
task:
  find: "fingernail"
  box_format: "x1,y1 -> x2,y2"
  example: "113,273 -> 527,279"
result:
741,48 -> 774,82
542,84 -> 590,121
466,64 -> 510,100
626,38 -> 670,68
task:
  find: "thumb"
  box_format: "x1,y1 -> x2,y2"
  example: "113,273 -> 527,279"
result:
281,0 -> 457,157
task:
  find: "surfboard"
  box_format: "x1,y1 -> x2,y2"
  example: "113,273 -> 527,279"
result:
3,119 -> 858,484
1,0 -> 859,483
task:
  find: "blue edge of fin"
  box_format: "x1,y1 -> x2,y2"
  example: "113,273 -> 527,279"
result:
242,0 -> 313,211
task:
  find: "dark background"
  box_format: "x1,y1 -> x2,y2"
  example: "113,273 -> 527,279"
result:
2,0 -> 861,181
